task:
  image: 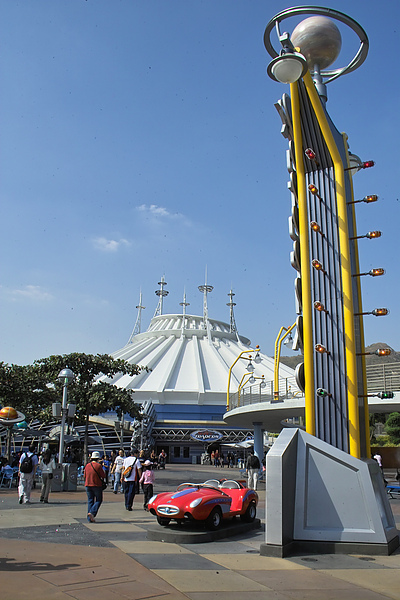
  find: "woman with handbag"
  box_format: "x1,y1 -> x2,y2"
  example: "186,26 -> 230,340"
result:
39,449 -> 56,504
84,451 -> 106,523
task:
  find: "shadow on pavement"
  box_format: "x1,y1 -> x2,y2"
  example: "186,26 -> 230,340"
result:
0,557 -> 80,571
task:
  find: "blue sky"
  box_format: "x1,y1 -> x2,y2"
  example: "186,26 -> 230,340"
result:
1,0 -> 399,366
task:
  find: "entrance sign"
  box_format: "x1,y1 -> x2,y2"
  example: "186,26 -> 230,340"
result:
190,429 -> 223,442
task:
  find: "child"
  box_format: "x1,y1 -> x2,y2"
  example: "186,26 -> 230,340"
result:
139,460 -> 155,510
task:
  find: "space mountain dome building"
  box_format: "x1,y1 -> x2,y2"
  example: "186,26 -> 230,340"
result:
97,277 -> 298,463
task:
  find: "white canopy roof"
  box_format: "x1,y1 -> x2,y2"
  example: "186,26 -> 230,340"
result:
100,313 -> 297,407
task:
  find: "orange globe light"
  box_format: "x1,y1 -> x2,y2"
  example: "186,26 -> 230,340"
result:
0,406 -> 18,420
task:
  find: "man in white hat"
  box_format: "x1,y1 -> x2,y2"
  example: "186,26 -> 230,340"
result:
83,451 -> 106,522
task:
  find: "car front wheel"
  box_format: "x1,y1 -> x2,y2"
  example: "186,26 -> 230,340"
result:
205,507 -> 222,530
241,502 -> 256,522
157,516 -> 171,526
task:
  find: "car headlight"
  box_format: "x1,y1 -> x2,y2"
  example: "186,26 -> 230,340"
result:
149,495 -> 158,504
189,498 -> 202,508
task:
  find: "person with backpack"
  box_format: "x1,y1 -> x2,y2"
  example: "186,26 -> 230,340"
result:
18,444 -> 38,504
246,450 -> 261,491
122,448 -> 142,511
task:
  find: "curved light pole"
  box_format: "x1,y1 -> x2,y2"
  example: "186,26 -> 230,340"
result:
57,368 -> 75,464
274,323 -> 296,402
226,346 -> 261,411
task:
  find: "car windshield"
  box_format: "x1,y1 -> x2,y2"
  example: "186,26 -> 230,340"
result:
176,480 -> 243,493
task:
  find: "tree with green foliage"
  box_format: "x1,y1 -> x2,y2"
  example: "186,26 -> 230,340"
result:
33,353 -> 143,462
369,413 -> 387,444
0,361 -> 58,424
385,412 -> 400,445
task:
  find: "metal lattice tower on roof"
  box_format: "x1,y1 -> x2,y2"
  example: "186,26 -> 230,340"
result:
127,291 -> 146,343
227,288 -> 237,334
198,272 -> 213,343
153,276 -> 169,318
179,291 -> 190,337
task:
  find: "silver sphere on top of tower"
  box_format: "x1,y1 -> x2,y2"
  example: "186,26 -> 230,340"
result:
290,16 -> 342,71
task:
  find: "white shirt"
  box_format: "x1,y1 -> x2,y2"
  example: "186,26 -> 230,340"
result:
39,457 -> 56,473
114,455 -> 125,473
122,456 -> 141,482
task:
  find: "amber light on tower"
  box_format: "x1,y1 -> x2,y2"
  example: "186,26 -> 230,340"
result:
357,348 -> 391,357
315,344 -> 330,355
310,221 -> 322,233
376,348 -> 391,356
312,259 -> 325,273
370,268 -> 385,276
353,268 -> 385,277
314,301 -> 328,313
355,308 -> 389,317
372,308 -> 389,316
351,230 -> 382,240
348,194 -> 378,205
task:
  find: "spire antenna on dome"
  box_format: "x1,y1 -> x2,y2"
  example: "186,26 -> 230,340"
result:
127,290 -> 146,343
198,267 -> 213,342
179,290 -> 190,336
153,275 -> 169,318
227,288 -> 238,334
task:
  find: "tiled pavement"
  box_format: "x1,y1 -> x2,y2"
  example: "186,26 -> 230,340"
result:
0,464 -> 399,600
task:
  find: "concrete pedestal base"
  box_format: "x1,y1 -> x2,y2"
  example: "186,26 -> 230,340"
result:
261,429 -> 399,557
147,517 -> 261,544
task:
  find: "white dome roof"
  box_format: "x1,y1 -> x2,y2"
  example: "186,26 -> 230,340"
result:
101,313 -> 297,407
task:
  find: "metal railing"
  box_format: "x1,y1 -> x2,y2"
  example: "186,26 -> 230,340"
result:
229,375 -> 301,410
227,362 -> 400,412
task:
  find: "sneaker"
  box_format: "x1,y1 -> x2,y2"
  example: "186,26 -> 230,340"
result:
19,496 -> 23,504
87,513 -> 95,523
40,498 -> 44,503
113,491 -> 117,494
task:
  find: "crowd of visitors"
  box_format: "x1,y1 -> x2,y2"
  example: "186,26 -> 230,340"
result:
5,442 -> 267,519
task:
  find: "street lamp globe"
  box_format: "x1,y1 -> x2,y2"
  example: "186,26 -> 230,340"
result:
58,368 -> 75,383
290,16 -> 342,71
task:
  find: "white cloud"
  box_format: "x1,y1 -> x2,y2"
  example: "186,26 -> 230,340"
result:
92,237 -> 131,252
136,204 -> 191,224
5,285 -> 54,302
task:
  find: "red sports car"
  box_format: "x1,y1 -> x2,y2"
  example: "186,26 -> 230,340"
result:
148,479 -> 258,530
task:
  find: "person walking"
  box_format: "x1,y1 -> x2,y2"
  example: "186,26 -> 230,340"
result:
84,451 -> 106,523
111,449 -> 125,494
102,454 -> 110,486
38,449 -> 56,504
139,460 -> 155,510
18,444 -> 38,504
246,450 -> 261,490
122,448 -> 142,511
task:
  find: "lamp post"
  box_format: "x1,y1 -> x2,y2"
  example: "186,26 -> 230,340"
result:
57,368 -> 75,464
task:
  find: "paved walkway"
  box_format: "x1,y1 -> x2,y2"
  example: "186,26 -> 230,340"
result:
0,464 -> 399,600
